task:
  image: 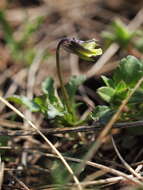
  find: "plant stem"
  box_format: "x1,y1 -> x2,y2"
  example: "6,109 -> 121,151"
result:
56,39 -> 72,114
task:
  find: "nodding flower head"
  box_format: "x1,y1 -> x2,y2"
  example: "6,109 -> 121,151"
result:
61,37 -> 102,61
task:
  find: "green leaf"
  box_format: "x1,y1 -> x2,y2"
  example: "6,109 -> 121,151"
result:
65,75 -> 86,102
115,81 -> 127,93
7,95 -> 40,112
101,75 -> 114,87
129,90 -> 143,103
42,77 -> 54,95
42,77 -> 57,103
112,20 -> 134,46
102,19 -> 135,47
91,105 -> 111,121
102,31 -> 116,42
97,87 -> 115,102
47,104 -> 64,119
34,95 -> 48,113
113,20 -> 129,38
114,55 -> 143,86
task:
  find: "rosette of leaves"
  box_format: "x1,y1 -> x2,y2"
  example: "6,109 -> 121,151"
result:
96,56 -> 143,121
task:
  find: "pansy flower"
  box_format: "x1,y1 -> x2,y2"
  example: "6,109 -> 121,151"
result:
62,38 -> 102,61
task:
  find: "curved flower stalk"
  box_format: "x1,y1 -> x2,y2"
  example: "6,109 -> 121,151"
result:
56,37 -> 102,117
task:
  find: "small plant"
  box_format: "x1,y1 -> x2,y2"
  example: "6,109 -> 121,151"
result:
92,55 -> 143,122
8,38 -> 102,126
102,19 -> 137,48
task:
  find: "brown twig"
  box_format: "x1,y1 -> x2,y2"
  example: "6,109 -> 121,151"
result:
1,119 -> 143,136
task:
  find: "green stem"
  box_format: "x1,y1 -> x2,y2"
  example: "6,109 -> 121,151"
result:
56,39 -> 72,114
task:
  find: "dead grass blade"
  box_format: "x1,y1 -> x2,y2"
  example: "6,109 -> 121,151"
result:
111,136 -> 142,179
0,158 -> 4,190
